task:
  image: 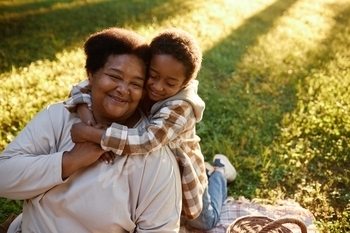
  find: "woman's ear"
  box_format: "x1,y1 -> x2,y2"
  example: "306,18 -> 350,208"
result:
87,72 -> 93,85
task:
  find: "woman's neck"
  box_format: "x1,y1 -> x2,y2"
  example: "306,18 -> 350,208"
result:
94,109 -> 141,128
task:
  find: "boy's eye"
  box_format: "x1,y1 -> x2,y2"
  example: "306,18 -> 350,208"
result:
167,83 -> 176,87
148,74 -> 157,79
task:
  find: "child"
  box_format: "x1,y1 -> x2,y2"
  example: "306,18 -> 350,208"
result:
64,28 -> 236,230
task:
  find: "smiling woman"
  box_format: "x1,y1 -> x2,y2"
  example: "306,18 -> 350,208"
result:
0,27 -> 182,233
88,54 -> 146,126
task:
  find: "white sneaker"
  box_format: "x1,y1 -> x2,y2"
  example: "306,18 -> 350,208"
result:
213,154 -> 237,182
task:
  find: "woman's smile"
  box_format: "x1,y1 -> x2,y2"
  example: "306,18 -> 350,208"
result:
108,93 -> 129,105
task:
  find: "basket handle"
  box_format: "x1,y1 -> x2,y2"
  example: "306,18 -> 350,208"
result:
259,217 -> 307,233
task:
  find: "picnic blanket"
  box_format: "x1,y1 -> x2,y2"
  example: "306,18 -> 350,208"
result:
180,196 -> 318,233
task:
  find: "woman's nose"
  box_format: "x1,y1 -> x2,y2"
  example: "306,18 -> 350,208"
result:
116,82 -> 130,94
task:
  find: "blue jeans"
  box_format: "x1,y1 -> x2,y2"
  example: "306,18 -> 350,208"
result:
186,171 -> 227,230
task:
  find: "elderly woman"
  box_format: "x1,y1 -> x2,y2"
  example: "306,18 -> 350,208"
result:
0,28 -> 181,233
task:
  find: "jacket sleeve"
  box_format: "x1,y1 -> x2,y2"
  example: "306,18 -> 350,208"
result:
101,100 -> 194,155
0,105 -> 66,200
63,79 -> 92,113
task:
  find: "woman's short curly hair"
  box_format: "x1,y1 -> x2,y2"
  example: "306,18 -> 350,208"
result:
84,27 -> 151,75
150,28 -> 202,85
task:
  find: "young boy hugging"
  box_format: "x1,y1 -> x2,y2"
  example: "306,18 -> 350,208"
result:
64,27 -> 236,230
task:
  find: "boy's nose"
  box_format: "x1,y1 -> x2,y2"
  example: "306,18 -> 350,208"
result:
154,82 -> 163,91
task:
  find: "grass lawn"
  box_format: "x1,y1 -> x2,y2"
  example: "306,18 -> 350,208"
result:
1,0 -> 349,232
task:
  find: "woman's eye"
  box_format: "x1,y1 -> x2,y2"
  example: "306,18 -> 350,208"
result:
167,83 -> 176,87
132,82 -> 143,88
106,73 -> 122,80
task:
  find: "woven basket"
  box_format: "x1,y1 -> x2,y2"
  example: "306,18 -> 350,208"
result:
226,215 -> 307,233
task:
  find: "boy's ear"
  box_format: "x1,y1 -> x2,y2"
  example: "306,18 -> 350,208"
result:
182,81 -> 190,88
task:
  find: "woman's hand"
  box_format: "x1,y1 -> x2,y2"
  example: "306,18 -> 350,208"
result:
62,142 -> 105,179
71,122 -> 91,143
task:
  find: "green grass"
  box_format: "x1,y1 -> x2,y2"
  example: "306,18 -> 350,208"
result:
1,0 -> 349,232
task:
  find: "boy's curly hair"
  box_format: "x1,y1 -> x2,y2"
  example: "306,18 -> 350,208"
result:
150,28 -> 202,85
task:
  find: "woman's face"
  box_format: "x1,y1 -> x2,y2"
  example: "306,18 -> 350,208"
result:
146,54 -> 187,102
89,54 -> 146,125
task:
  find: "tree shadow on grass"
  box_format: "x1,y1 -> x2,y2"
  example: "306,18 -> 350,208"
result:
207,0 -> 350,224
201,0 -> 298,80
198,0 -> 298,197
270,2 -> 350,221
0,0 -> 61,14
0,0 -> 193,73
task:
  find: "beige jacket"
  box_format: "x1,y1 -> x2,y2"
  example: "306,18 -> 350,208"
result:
0,102 -> 181,233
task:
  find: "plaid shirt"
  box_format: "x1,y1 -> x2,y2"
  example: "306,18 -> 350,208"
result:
63,80 -> 208,220
63,79 -> 92,114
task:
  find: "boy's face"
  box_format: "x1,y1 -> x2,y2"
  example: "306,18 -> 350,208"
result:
146,54 -> 186,102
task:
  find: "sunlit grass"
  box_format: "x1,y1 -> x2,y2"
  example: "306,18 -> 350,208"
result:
1,0 -> 350,231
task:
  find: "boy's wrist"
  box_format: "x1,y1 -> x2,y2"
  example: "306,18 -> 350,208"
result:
88,126 -> 104,144
84,125 -> 95,141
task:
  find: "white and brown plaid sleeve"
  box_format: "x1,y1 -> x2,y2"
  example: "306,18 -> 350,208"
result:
101,100 -> 189,155
63,79 -> 92,113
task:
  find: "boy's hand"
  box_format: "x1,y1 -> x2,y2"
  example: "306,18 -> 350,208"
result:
77,104 -> 97,126
71,122 -> 108,144
99,151 -> 116,164
71,122 -> 91,142
94,123 -> 109,130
